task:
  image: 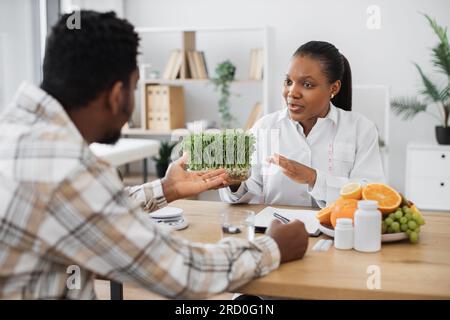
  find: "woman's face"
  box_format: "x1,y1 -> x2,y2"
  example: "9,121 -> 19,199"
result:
282,54 -> 340,123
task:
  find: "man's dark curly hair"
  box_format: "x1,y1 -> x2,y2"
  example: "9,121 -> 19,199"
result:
41,10 -> 140,110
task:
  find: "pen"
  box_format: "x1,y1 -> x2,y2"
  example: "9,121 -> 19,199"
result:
273,212 -> 290,224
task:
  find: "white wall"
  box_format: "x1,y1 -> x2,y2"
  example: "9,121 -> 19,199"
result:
61,0 -> 124,17
0,0 -> 37,109
124,0 -> 450,193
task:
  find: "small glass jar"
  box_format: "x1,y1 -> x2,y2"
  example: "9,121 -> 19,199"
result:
334,218 -> 354,250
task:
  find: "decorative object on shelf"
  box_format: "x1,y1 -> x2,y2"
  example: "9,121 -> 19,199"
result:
145,84 -> 185,131
181,130 -> 255,183
211,60 -> 237,129
149,70 -> 160,79
391,14 -> 450,145
138,63 -> 151,81
152,141 -> 177,178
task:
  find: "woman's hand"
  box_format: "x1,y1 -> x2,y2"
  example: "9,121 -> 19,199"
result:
219,175 -> 246,190
213,169 -> 251,191
267,153 -> 317,188
161,153 -> 227,202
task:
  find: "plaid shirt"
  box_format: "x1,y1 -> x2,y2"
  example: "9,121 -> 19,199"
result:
0,83 -> 280,299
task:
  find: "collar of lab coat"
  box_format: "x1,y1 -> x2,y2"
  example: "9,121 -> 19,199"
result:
277,102 -> 338,125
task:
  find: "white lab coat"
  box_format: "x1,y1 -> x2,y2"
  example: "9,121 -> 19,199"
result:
219,104 -> 385,207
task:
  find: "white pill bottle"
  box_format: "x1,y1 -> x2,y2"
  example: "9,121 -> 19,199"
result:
354,200 -> 382,253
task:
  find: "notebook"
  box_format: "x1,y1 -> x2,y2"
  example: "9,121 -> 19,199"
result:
255,206 -> 321,236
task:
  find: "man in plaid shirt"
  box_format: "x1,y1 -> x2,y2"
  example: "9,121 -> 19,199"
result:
0,11 -> 308,299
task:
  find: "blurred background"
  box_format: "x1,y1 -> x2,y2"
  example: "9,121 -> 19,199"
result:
1,0 -> 449,207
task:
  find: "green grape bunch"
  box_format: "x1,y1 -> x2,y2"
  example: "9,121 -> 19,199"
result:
381,203 -> 426,244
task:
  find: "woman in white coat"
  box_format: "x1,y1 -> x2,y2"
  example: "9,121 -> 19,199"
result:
219,41 -> 385,207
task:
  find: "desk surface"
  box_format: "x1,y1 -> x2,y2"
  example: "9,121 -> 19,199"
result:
171,199 -> 450,299
90,138 -> 159,166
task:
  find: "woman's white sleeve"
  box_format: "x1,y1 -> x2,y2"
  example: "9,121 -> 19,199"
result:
308,122 -> 386,207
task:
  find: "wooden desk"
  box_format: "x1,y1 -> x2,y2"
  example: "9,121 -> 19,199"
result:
170,199 -> 450,300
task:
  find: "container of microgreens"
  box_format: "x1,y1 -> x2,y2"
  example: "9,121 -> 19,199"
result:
181,129 -> 255,182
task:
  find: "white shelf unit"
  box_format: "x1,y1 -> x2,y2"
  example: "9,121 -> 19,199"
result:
405,142 -> 450,211
125,26 -> 272,136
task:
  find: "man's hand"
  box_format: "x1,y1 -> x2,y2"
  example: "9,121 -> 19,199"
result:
161,153 -> 226,202
267,153 -> 317,188
265,219 -> 309,263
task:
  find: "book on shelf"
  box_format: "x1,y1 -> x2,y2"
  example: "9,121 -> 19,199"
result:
249,49 -> 257,79
163,50 -> 183,80
187,50 -> 199,79
249,48 -> 264,80
199,51 -> 209,79
186,50 -> 208,79
170,51 -> 183,79
194,51 -> 208,79
163,50 -> 177,79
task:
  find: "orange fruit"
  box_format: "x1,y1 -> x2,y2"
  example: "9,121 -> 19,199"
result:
362,183 -> 401,214
330,198 -> 358,228
340,182 -> 362,200
316,206 -> 333,226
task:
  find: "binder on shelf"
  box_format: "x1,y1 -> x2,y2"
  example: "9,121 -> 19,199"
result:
145,84 -> 185,131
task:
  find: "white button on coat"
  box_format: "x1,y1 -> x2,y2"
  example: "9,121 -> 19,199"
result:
219,104 -> 385,207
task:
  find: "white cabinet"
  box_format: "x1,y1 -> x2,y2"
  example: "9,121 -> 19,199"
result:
405,143 -> 450,211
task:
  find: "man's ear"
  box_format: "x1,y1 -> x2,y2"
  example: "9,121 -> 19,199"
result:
330,80 -> 341,97
107,81 -> 124,116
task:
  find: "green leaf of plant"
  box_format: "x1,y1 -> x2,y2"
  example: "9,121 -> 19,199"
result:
414,63 -> 442,102
439,84 -> 450,102
153,141 -> 176,164
211,60 -> 237,128
424,14 -> 449,49
391,97 -> 427,120
431,42 -> 450,76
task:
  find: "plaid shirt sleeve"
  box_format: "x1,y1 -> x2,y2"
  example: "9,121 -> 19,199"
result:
125,181 -> 168,212
42,160 -> 280,299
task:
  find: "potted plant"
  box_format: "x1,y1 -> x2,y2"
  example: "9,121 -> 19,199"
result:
211,60 -> 237,129
391,14 -> 450,144
152,141 -> 176,178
